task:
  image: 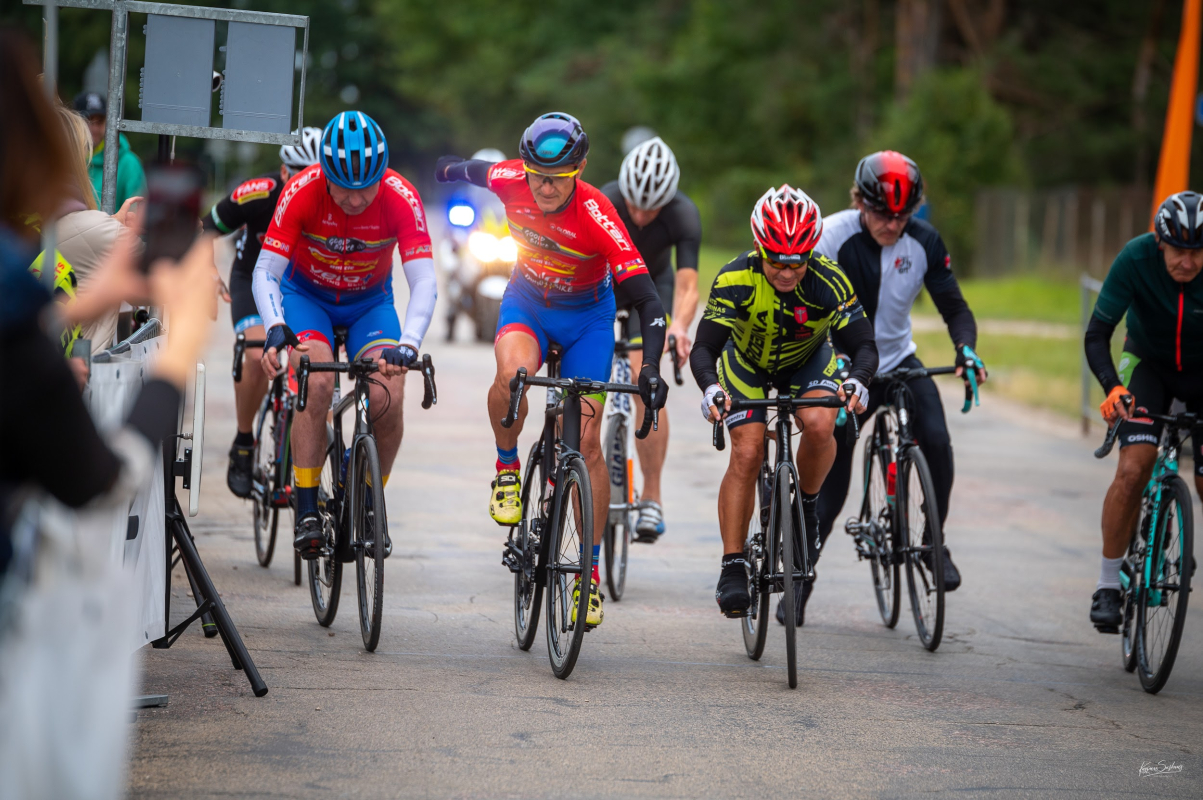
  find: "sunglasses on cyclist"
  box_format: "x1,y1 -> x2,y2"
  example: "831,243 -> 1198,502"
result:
759,245 -> 810,270
523,162 -> 582,185
864,204 -> 911,224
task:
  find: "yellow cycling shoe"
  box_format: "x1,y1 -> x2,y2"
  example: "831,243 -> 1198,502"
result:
490,470 -> 522,526
570,578 -> 604,629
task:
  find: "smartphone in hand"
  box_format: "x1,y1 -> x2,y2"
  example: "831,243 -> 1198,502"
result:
140,163 -> 205,274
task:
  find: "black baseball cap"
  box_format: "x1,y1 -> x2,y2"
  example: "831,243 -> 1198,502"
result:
73,91 -> 106,118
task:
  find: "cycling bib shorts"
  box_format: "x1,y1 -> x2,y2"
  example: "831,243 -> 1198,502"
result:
718,339 -> 839,430
1116,345 -> 1203,474
283,276 -> 400,361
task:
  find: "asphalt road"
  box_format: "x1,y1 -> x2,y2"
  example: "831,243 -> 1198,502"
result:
128,298 -> 1203,799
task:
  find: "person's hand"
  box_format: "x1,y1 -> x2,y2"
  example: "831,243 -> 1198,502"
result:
435,155 -> 465,183
377,344 -> 417,378
1101,385 -> 1134,424
113,195 -> 144,231
68,356 -> 90,391
667,322 -> 691,364
261,324 -> 303,379
955,344 -> 987,385
638,364 -> 669,410
215,270 -> 231,304
63,230 -> 148,326
839,378 -> 868,415
702,383 -> 730,422
149,235 -> 219,389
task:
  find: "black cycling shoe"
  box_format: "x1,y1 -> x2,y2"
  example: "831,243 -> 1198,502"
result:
775,576 -> 815,627
716,560 -> 751,618
1090,588 -> 1123,633
226,443 -> 254,499
920,546 -> 961,592
293,513 -> 325,560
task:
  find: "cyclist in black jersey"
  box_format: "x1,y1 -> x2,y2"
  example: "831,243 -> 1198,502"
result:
1085,191 -> 1203,631
601,136 -> 702,541
202,127 -> 321,498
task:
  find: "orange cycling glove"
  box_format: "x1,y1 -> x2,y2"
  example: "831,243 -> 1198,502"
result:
1100,385 -> 1133,424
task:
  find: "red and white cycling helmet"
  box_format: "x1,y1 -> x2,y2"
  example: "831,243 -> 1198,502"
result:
750,184 -> 823,264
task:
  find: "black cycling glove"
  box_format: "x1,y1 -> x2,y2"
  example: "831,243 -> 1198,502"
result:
379,345 -> 418,368
639,365 -> 669,411
955,344 -> 986,377
265,324 -> 299,353
434,155 -> 465,183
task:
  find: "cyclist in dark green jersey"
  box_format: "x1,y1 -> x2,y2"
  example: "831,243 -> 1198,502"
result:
1085,190 -> 1203,632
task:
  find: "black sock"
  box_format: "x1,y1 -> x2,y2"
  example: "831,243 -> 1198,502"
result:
233,430 -> 253,448
722,552 -> 744,568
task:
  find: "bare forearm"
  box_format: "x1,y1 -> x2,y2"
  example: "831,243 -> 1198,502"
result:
671,269 -> 698,329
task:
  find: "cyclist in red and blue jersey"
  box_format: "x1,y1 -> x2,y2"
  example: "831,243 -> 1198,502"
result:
436,112 -> 669,627
253,111 -> 438,559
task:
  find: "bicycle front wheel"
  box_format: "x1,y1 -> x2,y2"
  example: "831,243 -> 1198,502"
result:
862,416 -> 900,627
1120,537 -> 1140,673
777,470 -> 798,690
1136,475 -> 1193,694
741,473 -> 771,660
514,440 -> 545,651
352,436 -> 387,652
307,427 -> 342,626
546,455 -> 594,679
900,449 -> 944,651
603,414 -> 633,601
251,395 -> 279,567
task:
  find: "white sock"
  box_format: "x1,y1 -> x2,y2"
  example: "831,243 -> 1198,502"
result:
1097,555 -> 1124,591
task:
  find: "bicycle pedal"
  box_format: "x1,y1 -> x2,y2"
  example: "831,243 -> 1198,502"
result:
720,608 -> 750,619
1093,624 -> 1120,635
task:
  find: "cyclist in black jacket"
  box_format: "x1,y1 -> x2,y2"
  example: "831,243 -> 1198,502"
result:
601,136 -> 702,542
202,127 -> 320,498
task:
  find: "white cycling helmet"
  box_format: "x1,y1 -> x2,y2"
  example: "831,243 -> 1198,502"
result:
470,148 -> 507,163
279,126 -> 323,172
618,136 -> 680,211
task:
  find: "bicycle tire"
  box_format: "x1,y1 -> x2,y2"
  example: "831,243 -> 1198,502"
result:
353,436 -> 387,652
778,470 -> 798,689
900,449 -> 944,651
514,440 -> 545,650
741,474 -> 771,660
862,416 -> 900,628
603,414 -> 632,601
252,395 -> 278,567
307,427 -> 342,626
546,454 -> 594,679
1136,475 -> 1193,694
1120,535 -> 1140,673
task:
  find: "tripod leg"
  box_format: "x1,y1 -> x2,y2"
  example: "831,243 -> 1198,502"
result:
177,539 -> 219,638
170,512 -> 269,697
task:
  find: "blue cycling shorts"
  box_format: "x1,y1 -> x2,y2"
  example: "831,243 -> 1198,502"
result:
282,278 -> 400,360
495,274 -> 615,385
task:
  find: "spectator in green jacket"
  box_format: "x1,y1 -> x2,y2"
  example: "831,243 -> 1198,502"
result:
73,91 -> 146,210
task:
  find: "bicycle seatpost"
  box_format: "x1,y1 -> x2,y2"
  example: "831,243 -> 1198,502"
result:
501,367 -> 527,428
712,391 -> 727,451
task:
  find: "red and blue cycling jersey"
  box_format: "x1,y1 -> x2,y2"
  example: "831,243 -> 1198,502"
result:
486,159 -> 648,301
261,164 -> 432,303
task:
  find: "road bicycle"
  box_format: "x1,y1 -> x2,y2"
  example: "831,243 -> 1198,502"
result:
844,363 -> 978,651
599,315 -> 684,601
712,391 -> 858,689
233,334 -> 301,583
500,346 -> 657,678
294,328 -> 437,651
1095,397 -> 1195,694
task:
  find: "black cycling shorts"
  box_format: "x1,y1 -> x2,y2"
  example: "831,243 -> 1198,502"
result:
717,340 -> 839,429
228,268 -> 263,334
1116,346 -> 1203,474
619,266 -> 674,350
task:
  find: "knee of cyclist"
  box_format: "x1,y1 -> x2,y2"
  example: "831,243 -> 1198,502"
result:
1114,453 -> 1153,491
304,372 -> 335,406
728,439 -> 762,477
801,410 -> 836,443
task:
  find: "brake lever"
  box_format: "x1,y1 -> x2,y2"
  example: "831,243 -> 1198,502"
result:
635,376 -> 660,439
233,333 -> 245,383
297,355 -> 311,412
711,391 -> 727,451
962,360 -> 980,414
501,367 -> 527,428
420,354 -> 437,409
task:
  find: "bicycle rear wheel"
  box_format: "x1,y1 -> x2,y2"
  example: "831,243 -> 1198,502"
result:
1136,475 -> 1193,694
546,455 -> 594,679
741,472 -> 771,660
862,417 -> 900,627
603,414 -> 633,601
513,441 -> 545,650
307,427 -> 342,626
778,470 -> 798,689
900,449 -> 944,651
352,436 -> 387,652
251,395 -> 278,567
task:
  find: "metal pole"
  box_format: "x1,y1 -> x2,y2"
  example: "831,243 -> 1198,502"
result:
1080,275 -> 1091,436
40,1 -> 59,290
101,0 -> 127,214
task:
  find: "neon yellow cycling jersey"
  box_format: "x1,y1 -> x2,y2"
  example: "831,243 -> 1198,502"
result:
702,249 -> 866,372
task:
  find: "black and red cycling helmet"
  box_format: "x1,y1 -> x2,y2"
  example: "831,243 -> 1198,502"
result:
1154,191 -> 1203,249
855,150 -> 924,216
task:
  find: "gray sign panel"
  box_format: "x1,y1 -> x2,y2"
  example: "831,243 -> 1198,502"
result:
222,22 -> 295,135
141,14 -> 214,127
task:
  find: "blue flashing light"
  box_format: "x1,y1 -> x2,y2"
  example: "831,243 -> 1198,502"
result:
448,203 -> 476,227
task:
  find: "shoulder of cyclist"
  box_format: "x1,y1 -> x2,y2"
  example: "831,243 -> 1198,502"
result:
203,171 -> 283,235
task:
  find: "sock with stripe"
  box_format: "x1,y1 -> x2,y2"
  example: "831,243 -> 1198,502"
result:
294,465 -> 322,518
496,445 -> 520,474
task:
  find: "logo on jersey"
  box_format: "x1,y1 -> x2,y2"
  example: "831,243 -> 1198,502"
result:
491,165 -> 523,182
520,227 -> 564,253
944,254 -> 951,270
274,166 -> 322,226
893,255 -> 912,273
584,198 -> 632,251
232,177 -> 276,205
793,307 -> 809,324
549,223 -> 578,239
650,317 -> 666,327
384,175 -> 427,233
264,235 -> 290,255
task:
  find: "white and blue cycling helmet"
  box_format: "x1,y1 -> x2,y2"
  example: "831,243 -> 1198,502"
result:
320,111 -> 388,189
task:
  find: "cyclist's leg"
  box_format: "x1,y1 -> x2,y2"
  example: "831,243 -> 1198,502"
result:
283,288 -> 337,501
814,383 -> 883,555
897,355 -> 955,525
489,291 -> 547,455
716,345 -> 770,554
625,269 -> 674,509
788,344 -> 841,495
230,267 -> 269,435
346,299 -> 406,477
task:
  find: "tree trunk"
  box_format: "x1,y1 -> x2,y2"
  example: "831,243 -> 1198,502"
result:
852,0 -> 880,138
1133,0 -> 1167,188
895,0 -> 941,99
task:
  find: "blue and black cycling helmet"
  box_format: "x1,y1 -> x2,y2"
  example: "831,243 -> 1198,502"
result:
518,112 -> 589,168
320,111 -> 388,189
1154,191 -> 1203,249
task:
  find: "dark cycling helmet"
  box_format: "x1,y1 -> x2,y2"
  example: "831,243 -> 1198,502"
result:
518,112 -> 589,168
855,150 -> 924,216
1154,191 -> 1203,249
320,111 -> 388,189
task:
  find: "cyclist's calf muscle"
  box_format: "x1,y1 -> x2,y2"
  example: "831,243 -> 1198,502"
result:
489,331 -> 542,448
